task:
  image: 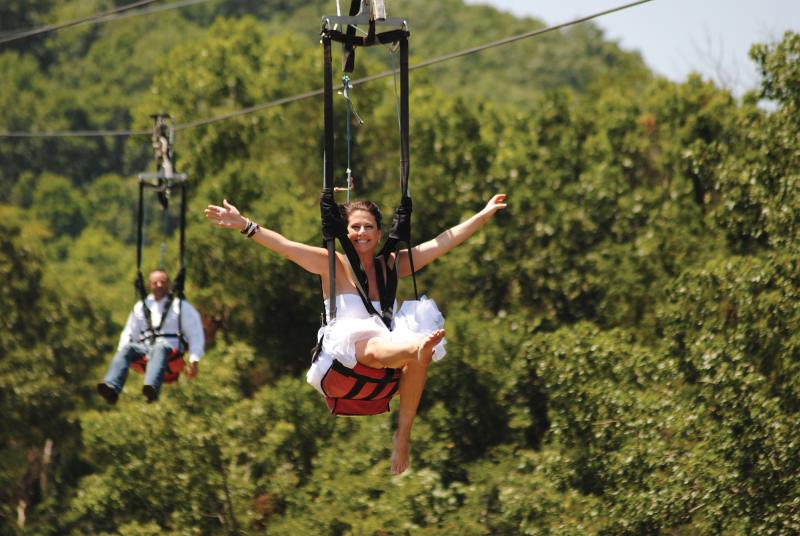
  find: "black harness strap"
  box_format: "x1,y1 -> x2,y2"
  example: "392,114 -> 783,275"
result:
341,0 -> 361,73
330,361 -> 401,401
343,377 -> 366,399
140,294 -> 187,353
377,36 -> 419,301
383,376 -> 402,399
322,35 -> 338,321
327,28 -> 408,48
133,114 -> 189,350
320,26 -> 414,321
315,14 -> 416,386
361,368 -> 397,400
374,254 -> 395,326
135,180 -> 153,329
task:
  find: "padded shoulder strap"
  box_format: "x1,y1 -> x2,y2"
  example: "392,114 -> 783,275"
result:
374,255 -> 396,327
320,189 -> 388,325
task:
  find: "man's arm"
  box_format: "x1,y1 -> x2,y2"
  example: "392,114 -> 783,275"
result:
117,305 -> 140,350
181,301 -> 205,363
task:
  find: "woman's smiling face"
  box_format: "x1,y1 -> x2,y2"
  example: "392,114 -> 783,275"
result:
347,209 -> 381,253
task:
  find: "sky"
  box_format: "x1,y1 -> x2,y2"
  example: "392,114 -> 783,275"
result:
464,0 -> 800,96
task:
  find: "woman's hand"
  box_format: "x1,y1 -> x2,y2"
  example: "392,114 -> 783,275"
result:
480,193 -> 508,222
204,199 -> 247,231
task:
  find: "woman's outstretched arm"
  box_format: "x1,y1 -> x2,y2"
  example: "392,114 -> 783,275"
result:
396,193 -> 507,276
205,199 -> 329,275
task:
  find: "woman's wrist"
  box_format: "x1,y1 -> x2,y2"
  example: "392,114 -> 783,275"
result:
240,218 -> 260,238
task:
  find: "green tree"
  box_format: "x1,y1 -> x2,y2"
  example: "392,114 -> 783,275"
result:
31,173 -> 85,239
708,31 -> 800,251
0,208 -> 115,533
658,253 -> 800,532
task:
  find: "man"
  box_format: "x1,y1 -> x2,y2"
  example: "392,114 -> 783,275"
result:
97,269 -> 204,404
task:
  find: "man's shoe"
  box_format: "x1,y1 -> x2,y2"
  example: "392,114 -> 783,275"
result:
97,383 -> 119,405
142,384 -> 158,403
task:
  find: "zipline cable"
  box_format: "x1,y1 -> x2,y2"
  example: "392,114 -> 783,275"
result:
0,0 -> 163,46
0,0 -> 216,39
82,0 -> 216,28
0,0 -> 655,138
407,0 -> 654,71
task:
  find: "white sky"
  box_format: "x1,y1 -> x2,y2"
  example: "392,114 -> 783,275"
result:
465,0 -> 800,95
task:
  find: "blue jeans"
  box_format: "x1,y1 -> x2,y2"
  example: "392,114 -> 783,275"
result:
103,341 -> 174,396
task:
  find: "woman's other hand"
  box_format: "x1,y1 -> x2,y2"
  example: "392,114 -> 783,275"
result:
204,199 -> 246,231
480,193 -> 508,222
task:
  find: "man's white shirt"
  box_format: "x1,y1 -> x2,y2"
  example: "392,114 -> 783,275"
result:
118,294 -> 205,363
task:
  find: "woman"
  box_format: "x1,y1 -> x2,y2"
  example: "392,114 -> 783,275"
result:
204,193 -> 507,474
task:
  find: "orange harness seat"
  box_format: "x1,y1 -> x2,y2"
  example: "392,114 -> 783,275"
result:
321,360 -> 402,416
131,347 -> 186,384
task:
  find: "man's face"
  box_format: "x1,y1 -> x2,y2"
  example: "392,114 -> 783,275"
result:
149,271 -> 169,300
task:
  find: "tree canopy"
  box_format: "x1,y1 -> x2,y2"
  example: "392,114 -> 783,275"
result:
2,1 -> 800,533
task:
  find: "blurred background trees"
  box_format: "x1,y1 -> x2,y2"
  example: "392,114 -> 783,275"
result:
2,0 -> 799,533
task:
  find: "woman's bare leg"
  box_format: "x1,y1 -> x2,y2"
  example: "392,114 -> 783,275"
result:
354,329 -> 445,369
391,330 -> 445,475
354,338 -> 417,369
391,358 -> 428,475
353,330 -> 445,474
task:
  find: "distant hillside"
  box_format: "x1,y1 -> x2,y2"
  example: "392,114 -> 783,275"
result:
259,0 -> 652,106
4,0 -> 651,108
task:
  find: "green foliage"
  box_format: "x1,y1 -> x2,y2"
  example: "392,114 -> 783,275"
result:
31,173 -> 86,238
658,254 -> 800,532
0,52 -> 53,202
3,3 -> 800,534
132,18 -> 326,190
705,32 -> 800,251
0,0 -> 53,33
189,157 -> 321,377
65,342 -> 337,534
81,173 -> 138,243
0,209 -> 115,532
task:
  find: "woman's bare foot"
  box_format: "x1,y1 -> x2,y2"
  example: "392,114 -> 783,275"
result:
391,432 -> 411,475
417,329 -> 445,364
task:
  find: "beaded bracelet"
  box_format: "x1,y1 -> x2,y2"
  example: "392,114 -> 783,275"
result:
240,218 -> 257,237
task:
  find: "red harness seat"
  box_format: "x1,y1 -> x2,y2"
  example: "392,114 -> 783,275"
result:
321,360 -> 402,416
131,348 -> 186,384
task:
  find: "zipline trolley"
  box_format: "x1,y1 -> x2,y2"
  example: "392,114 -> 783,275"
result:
131,113 -> 190,383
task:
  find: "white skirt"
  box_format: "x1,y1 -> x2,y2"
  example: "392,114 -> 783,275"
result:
306,295 -> 447,395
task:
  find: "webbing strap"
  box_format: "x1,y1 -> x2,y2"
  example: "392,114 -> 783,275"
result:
384,376 -> 402,399
362,368 -> 397,400
377,36 -> 418,300
374,255 -> 395,326
341,0 -> 361,72
134,184 -> 188,342
135,180 -> 152,329
327,28 -> 408,48
322,36 -> 389,327
399,37 -> 410,196
343,377 -> 366,399
331,361 -> 400,401
323,36 -> 338,321
320,23 -> 414,327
